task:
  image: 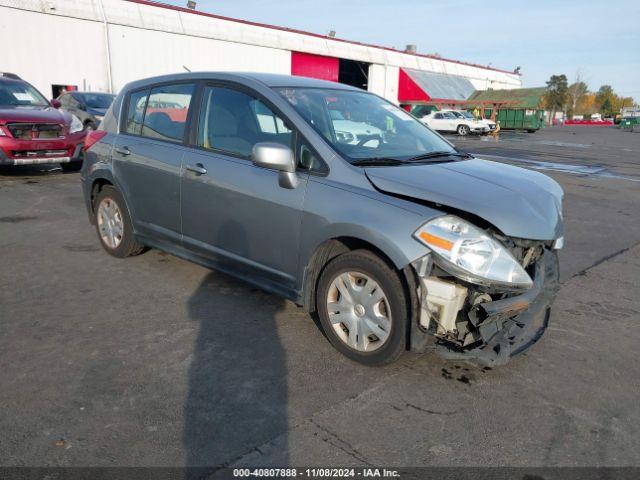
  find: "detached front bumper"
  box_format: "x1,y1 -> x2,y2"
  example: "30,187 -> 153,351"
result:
411,250 -> 560,366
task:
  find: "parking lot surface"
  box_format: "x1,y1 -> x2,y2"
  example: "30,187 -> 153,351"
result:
1,126 -> 639,468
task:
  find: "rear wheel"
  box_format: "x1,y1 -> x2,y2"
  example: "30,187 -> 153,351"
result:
316,250 -> 408,365
457,124 -> 470,136
93,186 -> 145,258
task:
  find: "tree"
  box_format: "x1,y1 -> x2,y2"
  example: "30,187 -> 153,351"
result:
544,74 -> 569,118
595,85 -> 616,116
567,73 -> 589,117
576,92 -> 597,115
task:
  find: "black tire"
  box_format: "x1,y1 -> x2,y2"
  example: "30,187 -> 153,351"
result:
457,124 -> 470,136
316,249 -> 408,366
60,161 -> 82,172
93,185 -> 145,258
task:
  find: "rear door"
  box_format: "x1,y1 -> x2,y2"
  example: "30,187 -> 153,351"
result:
442,112 -> 457,131
180,83 -> 309,294
112,82 -> 196,245
430,112 -> 449,131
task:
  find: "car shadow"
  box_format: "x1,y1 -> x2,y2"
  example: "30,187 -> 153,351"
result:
183,270 -> 289,477
0,164 -> 63,177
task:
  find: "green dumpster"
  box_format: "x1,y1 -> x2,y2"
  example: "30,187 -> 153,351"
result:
620,117 -> 640,130
466,87 -> 547,132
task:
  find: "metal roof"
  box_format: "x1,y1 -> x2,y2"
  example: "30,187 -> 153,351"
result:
402,68 -> 476,102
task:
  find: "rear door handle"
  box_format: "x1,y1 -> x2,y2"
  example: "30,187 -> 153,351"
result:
115,146 -> 131,156
186,163 -> 207,175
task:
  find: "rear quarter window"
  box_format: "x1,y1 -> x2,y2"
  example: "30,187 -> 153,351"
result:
124,89 -> 150,135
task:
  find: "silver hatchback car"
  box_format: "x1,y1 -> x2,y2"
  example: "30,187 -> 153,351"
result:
81,72 -> 563,366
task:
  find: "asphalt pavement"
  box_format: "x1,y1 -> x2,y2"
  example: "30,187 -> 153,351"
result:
1,126 -> 639,469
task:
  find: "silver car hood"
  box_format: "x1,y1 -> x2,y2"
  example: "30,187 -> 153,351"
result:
365,158 -> 564,240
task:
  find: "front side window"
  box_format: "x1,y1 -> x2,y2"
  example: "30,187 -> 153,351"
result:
142,83 -> 195,142
0,81 -> 49,107
278,88 -> 455,162
197,86 -> 293,158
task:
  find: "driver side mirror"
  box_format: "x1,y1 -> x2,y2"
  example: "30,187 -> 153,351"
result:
50,99 -> 61,109
251,142 -> 298,189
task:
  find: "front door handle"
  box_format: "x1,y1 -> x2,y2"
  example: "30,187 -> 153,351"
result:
186,163 -> 207,175
115,146 -> 131,156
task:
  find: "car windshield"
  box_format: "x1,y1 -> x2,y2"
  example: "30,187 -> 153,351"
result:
460,111 -> 475,119
80,93 -> 115,109
277,88 -> 455,162
0,81 -> 49,107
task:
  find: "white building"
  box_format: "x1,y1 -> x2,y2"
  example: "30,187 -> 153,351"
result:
0,0 -> 522,105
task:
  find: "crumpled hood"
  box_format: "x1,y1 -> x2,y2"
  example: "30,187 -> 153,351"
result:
0,106 -> 71,125
365,158 -> 564,240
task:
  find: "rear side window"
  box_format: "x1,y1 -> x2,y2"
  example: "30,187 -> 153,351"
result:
142,83 -> 195,142
196,86 -> 293,158
124,89 -> 149,135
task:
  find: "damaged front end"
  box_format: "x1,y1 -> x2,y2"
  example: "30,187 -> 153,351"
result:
409,218 -> 561,366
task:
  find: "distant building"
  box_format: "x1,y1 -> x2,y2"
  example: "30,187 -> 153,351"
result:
0,0 -> 521,103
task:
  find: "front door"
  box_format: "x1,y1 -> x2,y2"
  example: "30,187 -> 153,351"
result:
180,85 -> 308,294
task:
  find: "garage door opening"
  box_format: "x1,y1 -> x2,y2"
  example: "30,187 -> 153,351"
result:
338,59 -> 369,90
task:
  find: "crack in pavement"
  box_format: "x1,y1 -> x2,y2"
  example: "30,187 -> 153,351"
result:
565,240 -> 640,283
309,419 -> 373,466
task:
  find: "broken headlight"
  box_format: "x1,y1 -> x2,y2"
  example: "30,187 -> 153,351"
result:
413,215 -> 533,290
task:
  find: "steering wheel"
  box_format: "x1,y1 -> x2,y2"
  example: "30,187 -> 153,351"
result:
356,134 -> 383,148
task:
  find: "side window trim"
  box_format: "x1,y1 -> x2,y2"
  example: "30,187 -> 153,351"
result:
120,80 -> 196,145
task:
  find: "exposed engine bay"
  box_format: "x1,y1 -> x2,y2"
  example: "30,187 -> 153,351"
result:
411,236 -> 560,366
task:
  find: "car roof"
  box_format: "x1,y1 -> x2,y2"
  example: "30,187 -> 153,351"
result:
123,71 -> 360,93
0,76 -> 27,86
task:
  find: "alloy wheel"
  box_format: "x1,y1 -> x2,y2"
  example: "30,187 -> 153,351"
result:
97,197 -> 124,249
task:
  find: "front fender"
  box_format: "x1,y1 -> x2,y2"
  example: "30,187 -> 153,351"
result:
296,178 -> 440,294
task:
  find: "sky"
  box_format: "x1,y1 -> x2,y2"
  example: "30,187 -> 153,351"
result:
160,0 -> 639,101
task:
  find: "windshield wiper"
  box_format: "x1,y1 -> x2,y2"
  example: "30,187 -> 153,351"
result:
351,157 -> 408,166
406,151 -> 472,162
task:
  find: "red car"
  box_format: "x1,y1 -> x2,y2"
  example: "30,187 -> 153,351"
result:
0,73 -> 85,171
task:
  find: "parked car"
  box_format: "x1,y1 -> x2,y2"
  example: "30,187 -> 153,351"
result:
81,72 -> 564,366
0,73 -> 85,171
420,110 -> 488,135
328,109 -> 384,145
57,91 -> 115,131
448,109 -> 497,133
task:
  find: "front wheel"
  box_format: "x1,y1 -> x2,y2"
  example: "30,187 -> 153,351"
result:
457,124 -> 470,136
316,250 -> 408,365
